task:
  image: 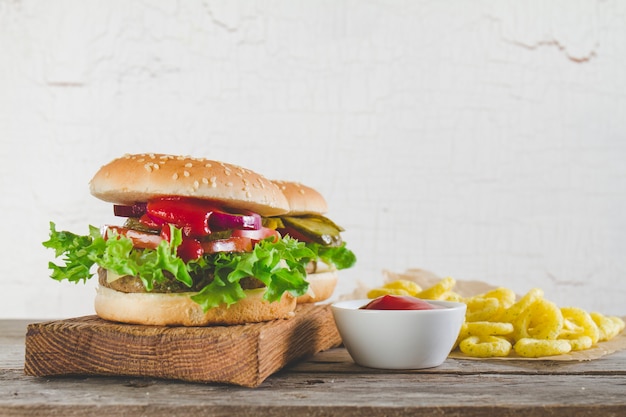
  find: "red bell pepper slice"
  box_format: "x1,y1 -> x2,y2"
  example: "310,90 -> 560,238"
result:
146,197 -> 261,237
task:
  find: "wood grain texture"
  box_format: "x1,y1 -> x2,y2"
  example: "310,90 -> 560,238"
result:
3,367 -> 626,417
5,320 -> 626,416
23,304 -> 341,387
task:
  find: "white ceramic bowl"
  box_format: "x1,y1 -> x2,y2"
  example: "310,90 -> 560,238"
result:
331,299 -> 466,369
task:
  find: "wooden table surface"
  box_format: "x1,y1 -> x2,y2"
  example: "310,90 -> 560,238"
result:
2,319 -> 625,417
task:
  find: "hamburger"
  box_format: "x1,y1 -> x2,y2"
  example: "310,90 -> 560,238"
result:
269,181 -> 356,303
43,153 -> 350,326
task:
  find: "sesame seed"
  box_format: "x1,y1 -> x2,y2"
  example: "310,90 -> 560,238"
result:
148,153 -> 155,159
193,180 -> 199,189
246,191 -> 252,198
153,163 -> 160,170
202,177 -> 209,184
172,173 -> 179,180
144,163 -> 152,173
183,171 -> 190,177
299,189 -> 305,195
205,163 -> 212,168
226,182 -> 233,187
185,162 -> 193,168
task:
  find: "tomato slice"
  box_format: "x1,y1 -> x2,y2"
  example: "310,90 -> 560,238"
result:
231,227 -> 280,243
104,226 -> 163,250
107,223 -> 258,261
201,237 -> 253,254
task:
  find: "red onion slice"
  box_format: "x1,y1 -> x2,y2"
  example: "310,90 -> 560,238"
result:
209,210 -> 261,231
113,203 -> 147,218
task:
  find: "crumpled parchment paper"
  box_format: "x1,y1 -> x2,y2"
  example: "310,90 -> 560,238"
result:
340,268 -> 626,361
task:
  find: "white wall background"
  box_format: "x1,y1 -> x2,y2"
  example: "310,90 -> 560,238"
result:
1,0 -> 625,318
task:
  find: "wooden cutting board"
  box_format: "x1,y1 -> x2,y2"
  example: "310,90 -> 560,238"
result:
24,303 -> 341,387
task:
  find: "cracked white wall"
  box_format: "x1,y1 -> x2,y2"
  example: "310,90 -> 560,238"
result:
1,0 -> 625,318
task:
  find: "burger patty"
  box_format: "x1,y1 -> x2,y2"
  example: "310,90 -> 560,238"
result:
97,267 -> 265,293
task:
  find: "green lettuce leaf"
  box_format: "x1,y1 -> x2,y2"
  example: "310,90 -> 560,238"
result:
43,222 -> 313,312
189,236 -> 312,309
306,242 -> 357,270
42,222 -> 105,283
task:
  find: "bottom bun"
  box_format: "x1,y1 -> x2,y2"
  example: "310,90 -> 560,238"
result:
95,285 -> 297,326
296,270 -> 338,304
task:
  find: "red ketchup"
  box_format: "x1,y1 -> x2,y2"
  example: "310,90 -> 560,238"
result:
360,295 -> 441,310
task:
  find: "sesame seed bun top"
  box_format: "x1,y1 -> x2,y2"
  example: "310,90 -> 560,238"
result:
271,180 -> 328,215
89,153 -> 290,216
